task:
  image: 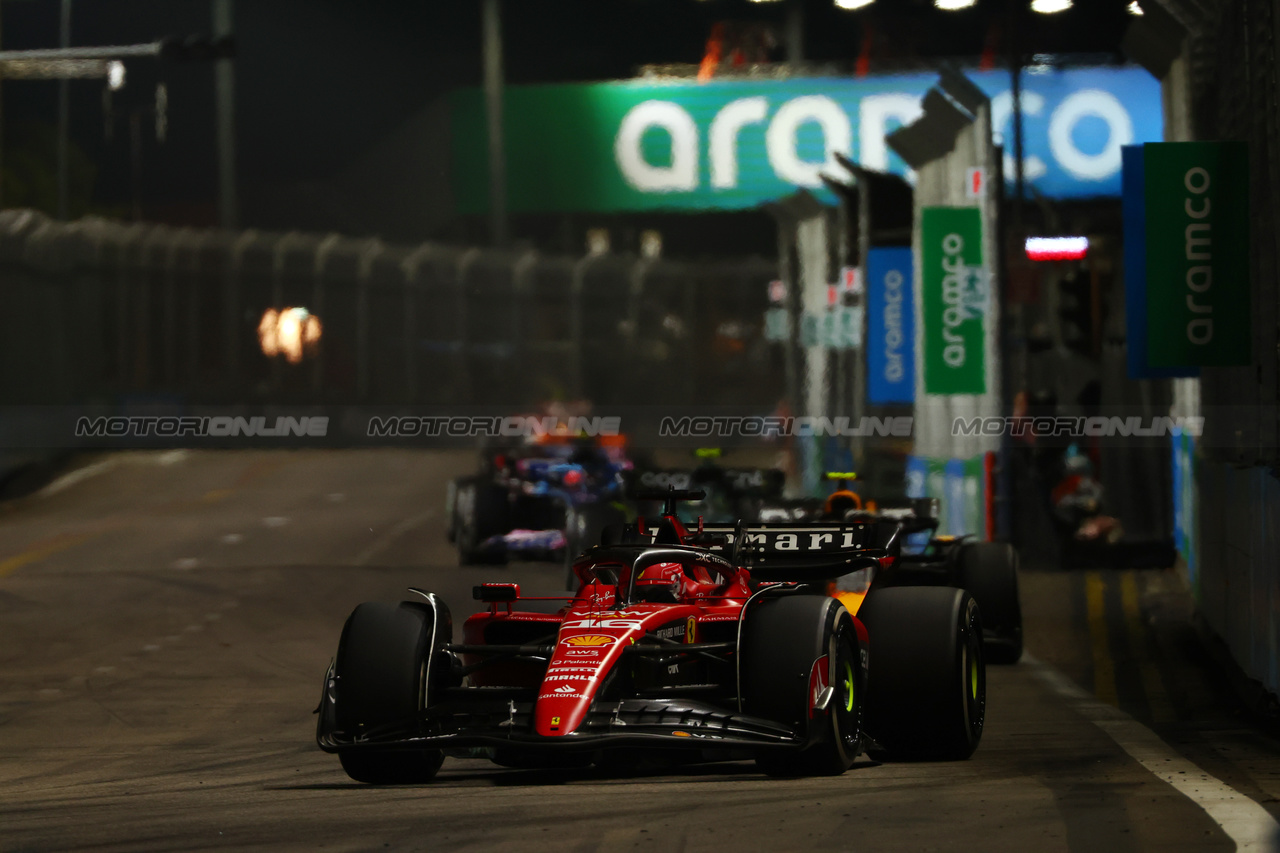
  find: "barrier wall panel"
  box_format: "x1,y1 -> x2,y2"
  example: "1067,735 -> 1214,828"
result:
0,211 -> 786,413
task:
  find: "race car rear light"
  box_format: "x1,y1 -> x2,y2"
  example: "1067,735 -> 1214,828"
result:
562,468 -> 584,487
474,583 -> 520,602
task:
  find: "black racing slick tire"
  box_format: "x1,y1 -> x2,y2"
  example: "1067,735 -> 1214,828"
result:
860,587 -> 985,761
741,594 -> 862,776
563,503 -> 626,590
958,542 -> 1023,664
333,601 -> 449,784
455,480 -> 508,566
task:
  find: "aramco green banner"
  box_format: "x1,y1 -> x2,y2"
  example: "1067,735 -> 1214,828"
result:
921,207 -> 986,395
1143,141 -> 1250,367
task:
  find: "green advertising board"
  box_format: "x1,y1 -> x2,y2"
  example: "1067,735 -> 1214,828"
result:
1144,141 -> 1250,367
451,69 -> 1165,213
452,79 -> 862,214
921,207 -> 986,395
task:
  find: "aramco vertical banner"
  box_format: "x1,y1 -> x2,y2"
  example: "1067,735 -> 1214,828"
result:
1142,141 -> 1250,368
921,207 -> 986,395
867,247 -> 915,404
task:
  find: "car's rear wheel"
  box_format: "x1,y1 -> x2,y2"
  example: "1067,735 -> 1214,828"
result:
456,481 -> 508,565
333,601 -> 449,784
958,542 -> 1023,664
741,595 -> 862,776
860,587 -> 985,761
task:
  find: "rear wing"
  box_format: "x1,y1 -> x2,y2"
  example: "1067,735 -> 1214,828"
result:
869,498 -> 940,535
626,468 -> 785,499
695,522 -> 899,583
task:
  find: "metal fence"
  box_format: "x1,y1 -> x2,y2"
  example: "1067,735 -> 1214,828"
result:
0,210 -> 783,409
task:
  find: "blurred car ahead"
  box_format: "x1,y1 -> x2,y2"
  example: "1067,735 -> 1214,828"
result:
758,473 -> 1022,664
446,437 -> 630,572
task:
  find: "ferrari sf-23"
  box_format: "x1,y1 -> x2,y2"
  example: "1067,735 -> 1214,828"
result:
317,489 -> 986,783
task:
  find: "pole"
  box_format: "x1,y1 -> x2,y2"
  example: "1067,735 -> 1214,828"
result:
56,0 -> 70,219
129,108 -> 141,221
482,0 -> 507,246
1007,0 -> 1024,231
785,0 -> 804,64
854,179 -> 871,470
0,5 -> 5,209
213,0 -> 238,228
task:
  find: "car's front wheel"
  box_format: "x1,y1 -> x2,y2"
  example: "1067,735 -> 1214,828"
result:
332,600 -> 449,784
741,595 -> 862,776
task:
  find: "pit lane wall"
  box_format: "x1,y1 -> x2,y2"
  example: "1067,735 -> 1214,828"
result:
1177,428 -> 1280,698
1155,0 -> 1280,698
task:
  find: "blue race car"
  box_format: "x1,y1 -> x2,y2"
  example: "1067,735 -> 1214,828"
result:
446,439 -> 631,576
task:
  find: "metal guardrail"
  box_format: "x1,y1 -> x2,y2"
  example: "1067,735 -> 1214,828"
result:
0,210 -> 782,409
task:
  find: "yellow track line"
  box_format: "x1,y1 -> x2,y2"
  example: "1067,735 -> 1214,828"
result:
1120,571 -> 1177,723
1085,571 -> 1119,705
0,533 -> 95,579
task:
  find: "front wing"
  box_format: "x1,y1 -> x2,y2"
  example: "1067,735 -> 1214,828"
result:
318,690 -> 801,754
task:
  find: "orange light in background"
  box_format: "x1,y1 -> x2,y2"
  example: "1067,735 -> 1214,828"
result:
258,309 -> 280,357
258,307 -> 322,364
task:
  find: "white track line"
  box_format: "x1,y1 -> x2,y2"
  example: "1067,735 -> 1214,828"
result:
354,509 -> 437,566
1026,652 -> 1280,851
39,450 -> 188,498
39,458 -> 118,497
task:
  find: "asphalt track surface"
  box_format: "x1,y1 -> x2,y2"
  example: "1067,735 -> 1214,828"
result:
3,449 -> 1280,852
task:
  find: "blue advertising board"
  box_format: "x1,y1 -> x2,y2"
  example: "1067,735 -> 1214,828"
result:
866,247 -> 915,405
1122,145 -> 1200,379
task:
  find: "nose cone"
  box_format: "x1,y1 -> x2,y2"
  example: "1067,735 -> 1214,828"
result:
534,632 -> 623,736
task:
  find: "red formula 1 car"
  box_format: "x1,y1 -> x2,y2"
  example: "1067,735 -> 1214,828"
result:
316,490 -> 986,782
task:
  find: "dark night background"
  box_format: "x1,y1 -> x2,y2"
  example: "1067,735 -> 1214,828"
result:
0,0 -> 1137,246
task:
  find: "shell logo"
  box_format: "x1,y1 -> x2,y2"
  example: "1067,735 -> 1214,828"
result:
564,635 -> 615,647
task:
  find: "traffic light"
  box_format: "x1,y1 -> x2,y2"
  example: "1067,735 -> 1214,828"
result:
158,35 -> 236,63
1057,271 -> 1094,354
